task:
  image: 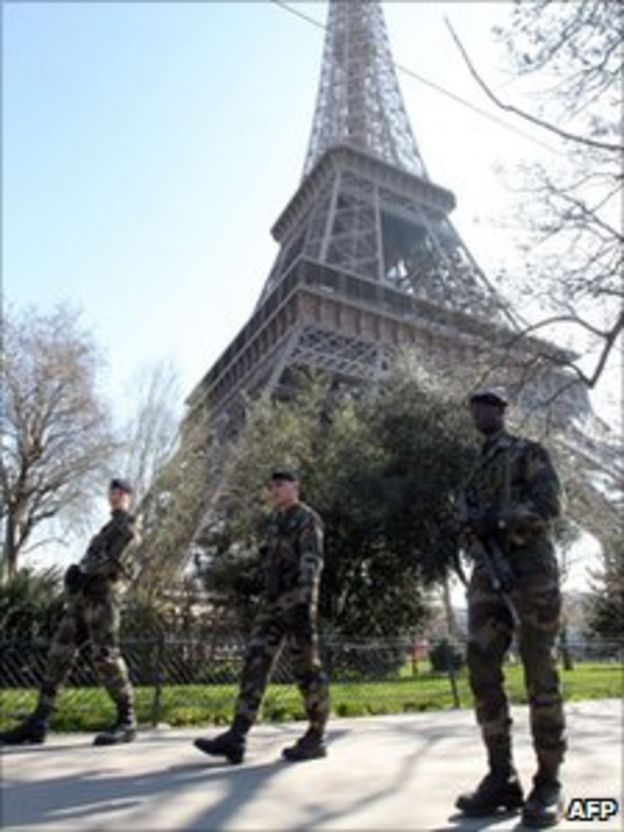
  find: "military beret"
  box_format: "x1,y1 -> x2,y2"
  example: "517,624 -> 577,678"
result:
469,388 -> 508,408
270,467 -> 298,483
109,477 -> 133,494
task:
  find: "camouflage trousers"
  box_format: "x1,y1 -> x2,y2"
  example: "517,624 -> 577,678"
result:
234,598 -> 330,734
466,564 -> 566,778
38,589 -> 133,709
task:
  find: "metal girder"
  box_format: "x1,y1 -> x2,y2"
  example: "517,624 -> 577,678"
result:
290,324 -> 390,380
304,0 -> 426,178
258,155 -> 516,326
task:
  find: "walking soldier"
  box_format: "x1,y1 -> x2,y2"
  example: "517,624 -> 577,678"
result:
194,468 -> 330,764
0,478 -> 140,747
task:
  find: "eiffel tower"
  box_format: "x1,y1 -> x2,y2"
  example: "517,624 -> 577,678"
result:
185,0 -> 561,432
181,0 -> 620,543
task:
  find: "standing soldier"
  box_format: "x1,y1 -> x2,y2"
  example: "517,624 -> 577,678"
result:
0,478 -> 140,747
455,390 -> 566,829
195,467 -> 330,764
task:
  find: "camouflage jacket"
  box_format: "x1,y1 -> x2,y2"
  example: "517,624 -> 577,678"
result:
463,430 -> 562,551
79,509 -> 140,584
263,502 -> 324,607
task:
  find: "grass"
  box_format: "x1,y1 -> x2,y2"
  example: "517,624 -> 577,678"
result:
1,662 -> 621,733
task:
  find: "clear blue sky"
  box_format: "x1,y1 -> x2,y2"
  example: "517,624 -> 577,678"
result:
5,0 -> 547,413
4,1 -> 610,589
4,1 -> 618,417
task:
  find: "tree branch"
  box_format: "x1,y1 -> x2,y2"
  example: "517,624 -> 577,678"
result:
445,18 -> 623,154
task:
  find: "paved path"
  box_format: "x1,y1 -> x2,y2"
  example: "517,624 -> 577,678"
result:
1,700 -> 621,831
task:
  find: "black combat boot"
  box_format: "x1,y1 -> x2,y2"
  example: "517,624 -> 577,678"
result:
457,737 -> 523,817
522,771 -> 563,829
282,727 -> 327,762
194,716 -> 249,764
0,701 -> 52,746
456,768 -> 524,816
93,697 -> 137,746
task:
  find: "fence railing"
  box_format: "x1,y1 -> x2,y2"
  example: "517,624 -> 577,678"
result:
1,636 -> 621,729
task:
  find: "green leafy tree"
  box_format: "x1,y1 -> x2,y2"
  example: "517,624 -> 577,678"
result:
316,372 -> 476,639
585,536 -> 624,644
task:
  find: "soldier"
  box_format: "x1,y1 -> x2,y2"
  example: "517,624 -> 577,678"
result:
455,389 -> 566,828
194,467 -> 330,764
0,478 -> 140,747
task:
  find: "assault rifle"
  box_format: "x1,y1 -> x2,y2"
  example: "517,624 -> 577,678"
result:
456,496 -> 521,628
466,530 -> 520,628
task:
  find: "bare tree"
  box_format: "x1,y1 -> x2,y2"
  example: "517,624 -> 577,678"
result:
1,305 -> 118,581
119,360 -> 181,504
447,1 -> 623,395
129,403 -> 215,606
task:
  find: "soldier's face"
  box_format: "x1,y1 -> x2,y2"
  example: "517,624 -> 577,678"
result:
268,479 -> 299,510
108,487 -> 131,512
470,401 -> 505,435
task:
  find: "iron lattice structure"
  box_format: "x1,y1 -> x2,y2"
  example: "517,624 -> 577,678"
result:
303,0 -> 427,178
179,0 -> 619,569
188,0 -> 568,431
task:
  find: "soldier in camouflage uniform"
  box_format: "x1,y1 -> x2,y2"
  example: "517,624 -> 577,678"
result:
195,467 -> 330,764
0,478 -> 140,747
455,390 -> 566,828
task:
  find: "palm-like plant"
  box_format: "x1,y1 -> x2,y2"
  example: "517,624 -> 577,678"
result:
0,567 -> 65,640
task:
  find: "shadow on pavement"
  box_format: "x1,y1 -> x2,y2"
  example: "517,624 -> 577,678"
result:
1,740 -> 92,754
3,705 -> 620,831
264,725 -> 444,832
434,809 -> 525,831
179,726 -> 353,831
3,755 -> 285,828
3,727 -> 352,830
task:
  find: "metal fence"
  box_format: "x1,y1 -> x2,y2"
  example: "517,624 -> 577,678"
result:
1,635 -> 621,730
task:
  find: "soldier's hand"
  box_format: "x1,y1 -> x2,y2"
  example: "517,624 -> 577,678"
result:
64,564 -> 86,593
468,508 -> 502,539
